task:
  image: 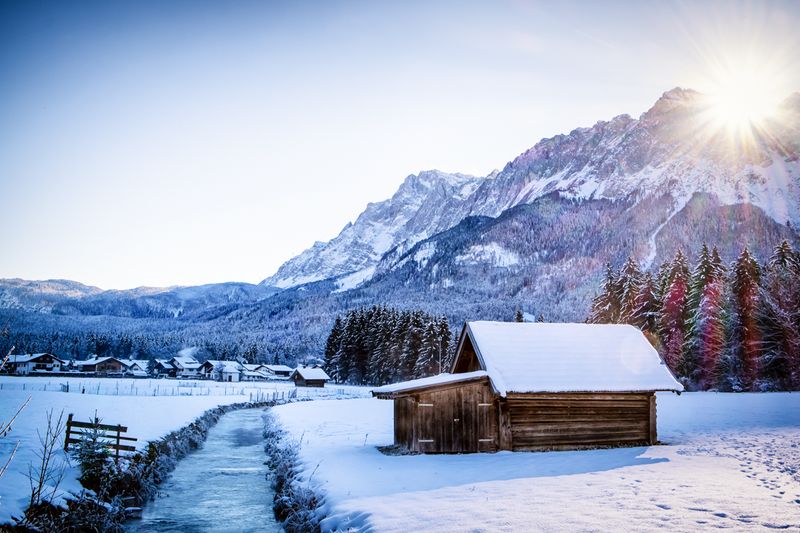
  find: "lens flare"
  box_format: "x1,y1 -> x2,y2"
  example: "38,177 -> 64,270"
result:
704,70 -> 780,136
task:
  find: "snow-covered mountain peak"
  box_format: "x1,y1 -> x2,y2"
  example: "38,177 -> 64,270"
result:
261,169 -> 484,288
263,87 -> 800,290
642,87 -> 703,117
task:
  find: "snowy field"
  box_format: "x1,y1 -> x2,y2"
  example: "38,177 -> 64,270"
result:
274,393 -> 800,532
0,376 -> 369,524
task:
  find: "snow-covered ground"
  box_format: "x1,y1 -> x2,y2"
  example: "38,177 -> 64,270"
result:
0,376 -> 369,524
0,375 -> 367,401
273,393 -> 800,532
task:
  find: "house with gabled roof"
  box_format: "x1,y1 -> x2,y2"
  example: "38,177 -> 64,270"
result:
4,353 -> 64,375
121,359 -> 150,378
76,356 -> 128,376
199,360 -> 244,382
262,364 -> 293,379
241,364 -> 269,381
373,321 -> 682,453
153,359 -> 175,378
170,355 -> 201,378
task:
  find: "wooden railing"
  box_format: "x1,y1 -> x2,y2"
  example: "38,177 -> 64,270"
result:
64,413 -> 138,463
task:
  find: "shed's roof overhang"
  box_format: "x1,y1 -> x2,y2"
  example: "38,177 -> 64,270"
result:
372,371 -> 489,399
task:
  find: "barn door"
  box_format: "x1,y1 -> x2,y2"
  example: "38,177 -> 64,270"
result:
415,400 -> 435,452
476,400 -> 496,451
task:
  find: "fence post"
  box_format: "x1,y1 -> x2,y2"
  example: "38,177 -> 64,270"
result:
64,413 -> 73,451
115,425 -> 122,464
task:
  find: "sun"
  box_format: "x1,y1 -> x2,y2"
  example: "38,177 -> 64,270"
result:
707,75 -> 778,133
700,63 -> 784,140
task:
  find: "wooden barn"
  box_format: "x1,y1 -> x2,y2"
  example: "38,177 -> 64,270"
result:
291,366 -> 331,387
372,321 -> 682,453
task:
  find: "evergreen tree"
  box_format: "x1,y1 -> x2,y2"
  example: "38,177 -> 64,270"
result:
589,264 -> 621,323
686,279 -> 727,389
630,272 -> 660,334
514,309 -> 524,323
730,247 -> 761,389
323,316 -> 344,381
414,322 -> 439,377
436,316 -> 452,373
686,244 -> 715,318
401,312 -> 424,379
659,250 -> 689,375
618,256 -> 643,323
757,241 -> 800,389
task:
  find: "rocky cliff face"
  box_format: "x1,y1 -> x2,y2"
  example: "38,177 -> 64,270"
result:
264,88 -> 800,290
261,170 -> 484,288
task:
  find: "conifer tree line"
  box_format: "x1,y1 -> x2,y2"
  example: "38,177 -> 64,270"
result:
589,240 -> 800,391
323,306 -> 455,385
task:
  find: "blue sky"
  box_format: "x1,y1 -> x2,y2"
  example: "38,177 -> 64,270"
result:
1,0 -> 799,289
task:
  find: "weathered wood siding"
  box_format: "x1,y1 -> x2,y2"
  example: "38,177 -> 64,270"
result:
393,380 -> 497,453
506,392 -> 655,450
294,378 -> 326,387
452,334 -> 481,373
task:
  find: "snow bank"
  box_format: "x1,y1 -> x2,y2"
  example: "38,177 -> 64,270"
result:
0,377 -> 369,525
0,389 -> 247,524
273,393 -> 800,532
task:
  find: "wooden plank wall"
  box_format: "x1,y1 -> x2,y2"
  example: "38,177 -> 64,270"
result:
507,393 -> 654,450
395,381 -> 498,453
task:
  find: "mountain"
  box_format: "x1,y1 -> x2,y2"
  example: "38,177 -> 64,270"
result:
0,280 -> 278,319
264,88 -> 800,291
261,170 -> 484,288
2,87 -> 799,362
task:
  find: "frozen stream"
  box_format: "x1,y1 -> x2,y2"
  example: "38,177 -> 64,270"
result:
127,408 -> 280,532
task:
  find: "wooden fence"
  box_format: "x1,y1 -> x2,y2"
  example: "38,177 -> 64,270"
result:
64,413 -> 138,462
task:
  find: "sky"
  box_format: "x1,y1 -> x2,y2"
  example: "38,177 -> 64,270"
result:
1,0 -> 799,289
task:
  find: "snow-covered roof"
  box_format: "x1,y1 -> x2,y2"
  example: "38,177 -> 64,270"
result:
171,356 -> 200,369
154,359 -> 174,368
201,360 -> 243,372
7,353 -> 62,364
77,356 -> 118,366
264,364 -> 293,373
372,371 -> 489,395
217,361 -> 243,373
292,367 -> 331,380
122,359 -> 149,370
462,321 -> 682,395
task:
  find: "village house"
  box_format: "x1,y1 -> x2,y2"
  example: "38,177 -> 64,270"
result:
262,364 -> 293,379
153,359 -> 175,378
373,321 -> 682,454
241,364 -> 269,381
3,353 -> 64,375
77,356 -> 128,376
290,366 -> 331,387
122,359 -> 150,378
199,360 -> 244,382
170,355 -> 201,378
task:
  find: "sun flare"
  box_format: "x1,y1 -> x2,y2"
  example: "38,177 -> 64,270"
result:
701,64 -> 784,139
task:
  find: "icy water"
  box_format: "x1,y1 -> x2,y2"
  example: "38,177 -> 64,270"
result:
126,408 -> 280,533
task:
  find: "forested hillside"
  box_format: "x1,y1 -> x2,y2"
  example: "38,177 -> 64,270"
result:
589,240 -> 800,391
